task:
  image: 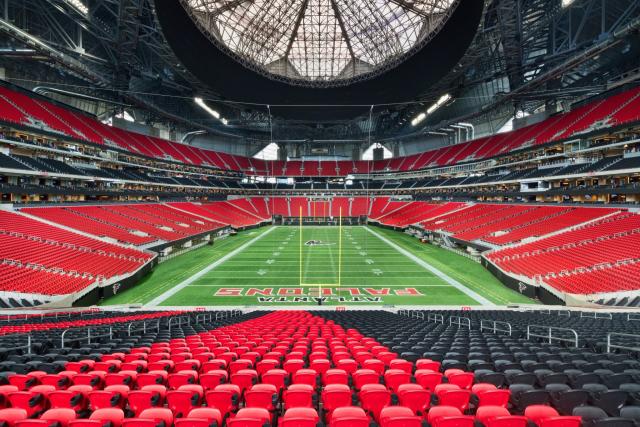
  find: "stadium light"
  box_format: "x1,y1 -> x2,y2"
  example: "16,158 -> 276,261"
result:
411,93 -> 452,126
561,0 -> 575,7
65,0 -> 88,15
194,97 -> 220,119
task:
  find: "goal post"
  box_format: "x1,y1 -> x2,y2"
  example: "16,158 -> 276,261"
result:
299,205 -> 342,288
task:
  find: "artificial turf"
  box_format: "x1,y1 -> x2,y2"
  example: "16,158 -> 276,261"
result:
100,225 -> 534,306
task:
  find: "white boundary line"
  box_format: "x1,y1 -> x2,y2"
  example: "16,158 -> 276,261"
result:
146,226 -> 278,306
364,226 -> 494,306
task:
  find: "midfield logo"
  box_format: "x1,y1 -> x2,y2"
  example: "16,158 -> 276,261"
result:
214,287 -> 423,303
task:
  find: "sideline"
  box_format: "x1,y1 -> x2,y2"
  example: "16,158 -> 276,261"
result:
146,226 -> 278,306
363,226 -> 494,306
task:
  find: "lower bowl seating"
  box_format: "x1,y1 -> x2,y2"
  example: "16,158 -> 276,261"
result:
0,309 -> 638,426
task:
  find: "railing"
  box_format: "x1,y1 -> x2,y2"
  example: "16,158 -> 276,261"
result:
581,311 -> 613,320
5,334 -> 32,354
427,313 -> 444,324
127,319 -> 161,336
557,310 -> 571,317
607,332 -> 640,353
526,324 -> 578,347
61,327 -> 113,349
410,311 -> 425,320
480,319 -> 512,336
628,313 -> 640,321
449,316 -> 471,329
168,316 -> 191,331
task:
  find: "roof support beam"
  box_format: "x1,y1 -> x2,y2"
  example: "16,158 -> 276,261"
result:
329,0 -> 356,64
284,0 -> 309,60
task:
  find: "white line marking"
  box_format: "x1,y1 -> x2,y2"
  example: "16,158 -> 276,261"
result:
146,226 -> 277,306
363,226 -> 494,306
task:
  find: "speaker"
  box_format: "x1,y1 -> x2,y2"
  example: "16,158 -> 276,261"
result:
373,147 -> 384,161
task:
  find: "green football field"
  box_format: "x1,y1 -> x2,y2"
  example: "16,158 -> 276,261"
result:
101,225 -> 534,306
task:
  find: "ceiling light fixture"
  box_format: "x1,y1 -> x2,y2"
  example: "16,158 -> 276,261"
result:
411,93 -> 452,126
65,0 -> 88,15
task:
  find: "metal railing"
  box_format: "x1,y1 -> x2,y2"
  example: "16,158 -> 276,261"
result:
607,332 -> 640,353
628,313 -> 640,321
61,327 -> 113,349
410,311 -> 425,320
168,316 -> 191,331
526,324 -> 578,347
580,311 -> 613,320
557,310 -> 571,317
5,334 -> 32,354
449,316 -> 471,329
427,313 -> 444,324
127,319 -> 161,336
480,319 -> 512,336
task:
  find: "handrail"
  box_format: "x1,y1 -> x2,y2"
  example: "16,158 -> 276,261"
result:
196,312 -> 215,324
449,316 -> 471,329
5,334 -> 32,354
480,319 -> 512,336
410,311 -> 425,320
557,310 -> 571,317
628,313 -> 640,321
61,326 -> 113,348
168,316 -> 190,331
607,332 -> 640,353
581,311 -> 613,319
127,318 -> 161,336
427,313 -> 444,324
526,324 -> 578,347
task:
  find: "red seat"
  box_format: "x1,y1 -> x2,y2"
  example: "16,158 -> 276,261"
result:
200,371 -> 228,390
166,389 -> 200,417
138,408 -> 173,427
0,408 -> 28,427
244,384 -> 278,411
330,406 -> 370,427
230,370 -> 258,394
205,384 -> 240,417
397,383 -> 431,416
384,369 -> 411,392
485,416 -> 529,427
8,391 -> 47,417
415,359 -> 441,372
183,408 -> 223,427
353,369 -> 380,390
415,370 -> 442,390
380,406 -> 422,427
322,369 -> 349,386
40,408 -> 77,427
48,390 -> 86,411
524,405 -> 559,425
292,369 -> 317,388
8,375 -> 38,390
127,391 -> 159,417
437,389 -> 471,412
89,408 -> 125,427
280,408 -> 319,427
88,390 -> 124,410
359,383 -> 391,420
283,384 -> 315,410
475,406 -> 510,425
321,384 -> 352,420
446,372 -> 474,390
476,389 -> 510,407
227,408 -> 271,427
261,369 -> 288,393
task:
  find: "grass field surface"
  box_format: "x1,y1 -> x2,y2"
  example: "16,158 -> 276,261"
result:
101,225 -> 533,306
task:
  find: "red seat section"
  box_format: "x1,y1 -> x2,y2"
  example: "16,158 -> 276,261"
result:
1,84 -> 638,176
486,211 -> 640,294
0,210 -> 152,296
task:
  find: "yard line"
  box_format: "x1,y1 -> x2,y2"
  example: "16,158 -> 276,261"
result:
146,226 -> 278,306
364,226 -> 494,306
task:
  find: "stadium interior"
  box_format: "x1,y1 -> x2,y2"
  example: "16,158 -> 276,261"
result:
0,0 -> 639,425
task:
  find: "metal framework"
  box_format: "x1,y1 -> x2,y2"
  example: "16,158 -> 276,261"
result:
0,0 -> 637,145
179,0 -> 459,87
